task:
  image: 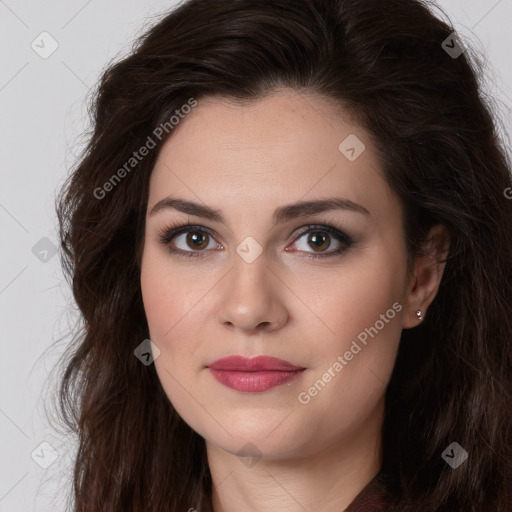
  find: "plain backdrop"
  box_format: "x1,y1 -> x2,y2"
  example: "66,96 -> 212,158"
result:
0,1 -> 511,510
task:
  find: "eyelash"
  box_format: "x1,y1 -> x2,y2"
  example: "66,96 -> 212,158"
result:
157,222 -> 355,260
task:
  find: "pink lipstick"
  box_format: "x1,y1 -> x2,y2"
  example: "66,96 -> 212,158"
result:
207,355 -> 305,392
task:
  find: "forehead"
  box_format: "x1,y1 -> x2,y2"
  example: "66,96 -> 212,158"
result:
148,91 -> 398,224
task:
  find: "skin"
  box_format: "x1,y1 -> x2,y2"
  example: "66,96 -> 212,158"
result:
140,90 -> 449,512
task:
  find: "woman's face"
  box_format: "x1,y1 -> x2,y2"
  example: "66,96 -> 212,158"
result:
140,91 -> 414,460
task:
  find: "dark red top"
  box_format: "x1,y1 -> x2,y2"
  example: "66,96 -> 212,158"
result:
344,474 -> 392,512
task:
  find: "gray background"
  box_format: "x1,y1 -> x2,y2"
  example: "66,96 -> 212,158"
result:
0,1 -> 510,510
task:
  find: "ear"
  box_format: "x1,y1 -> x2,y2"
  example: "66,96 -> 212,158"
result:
402,224 -> 450,329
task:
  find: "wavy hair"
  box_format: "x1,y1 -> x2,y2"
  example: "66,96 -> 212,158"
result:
54,0 -> 512,510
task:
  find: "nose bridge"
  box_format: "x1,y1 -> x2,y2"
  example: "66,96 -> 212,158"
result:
217,245 -> 287,331
229,246 -> 272,305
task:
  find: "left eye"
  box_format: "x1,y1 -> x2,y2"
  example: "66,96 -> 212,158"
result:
288,225 -> 354,258
291,228 -> 346,255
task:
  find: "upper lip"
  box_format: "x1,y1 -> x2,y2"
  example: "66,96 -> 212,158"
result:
207,355 -> 305,371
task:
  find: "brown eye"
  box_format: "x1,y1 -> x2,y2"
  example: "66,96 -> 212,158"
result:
159,223 -> 353,260
307,231 -> 331,252
158,225 -> 220,258
289,225 -> 354,259
184,231 -> 210,250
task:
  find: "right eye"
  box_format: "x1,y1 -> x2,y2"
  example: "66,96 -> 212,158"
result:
158,224 -> 222,258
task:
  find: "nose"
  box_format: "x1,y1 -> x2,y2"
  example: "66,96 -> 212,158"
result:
216,253 -> 289,334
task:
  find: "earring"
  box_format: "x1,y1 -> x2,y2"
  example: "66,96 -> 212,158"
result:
416,310 -> 423,321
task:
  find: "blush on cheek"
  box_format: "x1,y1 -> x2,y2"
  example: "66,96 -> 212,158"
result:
141,263 -> 176,338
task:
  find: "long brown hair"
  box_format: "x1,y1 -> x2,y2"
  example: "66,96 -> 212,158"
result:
53,0 -> 512,510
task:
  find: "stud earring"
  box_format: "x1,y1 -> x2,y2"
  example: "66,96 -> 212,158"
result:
416,310 -> 423,321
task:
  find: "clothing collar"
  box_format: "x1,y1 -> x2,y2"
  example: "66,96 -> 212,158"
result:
344,473 -> 391,512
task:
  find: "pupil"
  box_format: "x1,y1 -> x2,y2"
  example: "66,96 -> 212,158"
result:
188,232 -> 207,249
310,232 -> 328,251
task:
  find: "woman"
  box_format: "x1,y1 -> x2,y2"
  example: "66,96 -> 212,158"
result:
55,0 -> 512,510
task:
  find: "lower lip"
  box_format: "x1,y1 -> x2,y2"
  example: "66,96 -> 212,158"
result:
208,369 -> 305,392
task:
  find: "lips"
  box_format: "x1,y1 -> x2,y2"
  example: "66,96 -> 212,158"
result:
207,355 -> 305,392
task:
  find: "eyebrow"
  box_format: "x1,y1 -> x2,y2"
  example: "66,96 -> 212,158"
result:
149,196 -> 370,225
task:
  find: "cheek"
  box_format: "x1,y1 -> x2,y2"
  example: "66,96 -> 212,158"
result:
140,250 -> 206,430
295,245 -> 405,420
140,249 -> 194,389
303,245 -> 405,347
140,245 -> 208,385
140,247 -> 194,341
